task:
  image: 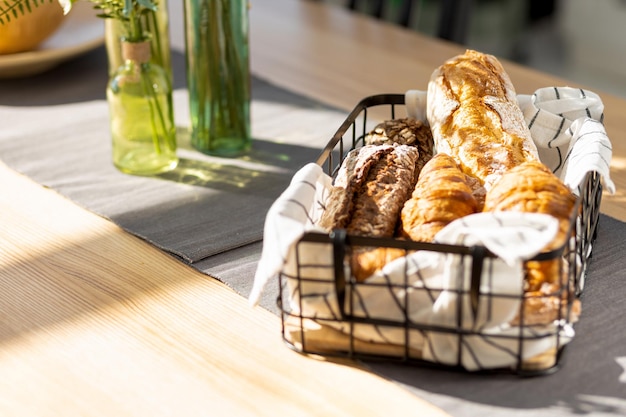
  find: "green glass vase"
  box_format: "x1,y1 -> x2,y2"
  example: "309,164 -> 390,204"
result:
183,0 -> 251,156
107,41 -> 178,175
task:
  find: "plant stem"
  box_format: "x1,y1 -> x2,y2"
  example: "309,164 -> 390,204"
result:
207,0 -> 247,139
146,9 -> 163,70
128,15 -> 141,41
140,66 -> 163,154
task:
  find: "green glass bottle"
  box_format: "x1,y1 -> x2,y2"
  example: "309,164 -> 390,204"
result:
183,0 -> 251,156
107,41 -> 178,175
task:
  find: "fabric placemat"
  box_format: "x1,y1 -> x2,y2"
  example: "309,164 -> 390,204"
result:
2,46 -> 625,416
0,49 -> 345,266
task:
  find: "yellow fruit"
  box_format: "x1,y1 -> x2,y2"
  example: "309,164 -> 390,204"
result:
0,2 -> 65,54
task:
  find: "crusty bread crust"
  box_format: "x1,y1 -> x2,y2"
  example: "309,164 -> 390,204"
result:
318,144 -> 420,236
318,146 -> 393,231
348,146 -> 420,237
427,49 -> 539,190
364,117 -> 434,174
318,145 -> 421,281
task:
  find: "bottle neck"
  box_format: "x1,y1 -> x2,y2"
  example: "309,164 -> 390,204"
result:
121,40 -> 151,64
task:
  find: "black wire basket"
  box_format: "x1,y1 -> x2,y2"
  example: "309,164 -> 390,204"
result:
277,94 -> 603,376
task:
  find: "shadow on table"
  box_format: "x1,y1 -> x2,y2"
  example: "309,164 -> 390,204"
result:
154,125 -> 322,192
0,46 -> 108,106
151,123 -> 321,199
99,136 -> 322,263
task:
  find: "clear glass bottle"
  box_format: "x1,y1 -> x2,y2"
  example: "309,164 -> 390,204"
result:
107,41 -> 178,175
104,1 -> 172,81
183,0 -> 251,156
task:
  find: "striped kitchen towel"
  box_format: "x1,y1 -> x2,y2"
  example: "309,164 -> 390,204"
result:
517,86 -> 615,193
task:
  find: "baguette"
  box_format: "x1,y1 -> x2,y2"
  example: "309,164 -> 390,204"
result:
427,49 -> 539,190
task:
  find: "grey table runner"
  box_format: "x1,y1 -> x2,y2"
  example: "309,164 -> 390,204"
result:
0,47 -> 341,267
2,46 -> 625,416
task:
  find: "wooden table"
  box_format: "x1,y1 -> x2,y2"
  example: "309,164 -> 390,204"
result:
1,1 -> 624,416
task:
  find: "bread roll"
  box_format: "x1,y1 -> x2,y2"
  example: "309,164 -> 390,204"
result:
347,146 -> 420,237
318,144 -> 421,281
319,145 -> 393,231
400,153 -> 480,242
319,145 -> 420,235
364,117 -> 434,173
512,282 -> 581,326
427,49 -> 539,190
350,247 -> 407,282
318,145 -> 419,232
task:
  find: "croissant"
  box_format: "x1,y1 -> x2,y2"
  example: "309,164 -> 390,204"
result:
484,161 -> 577,292
400,153 -> 480,242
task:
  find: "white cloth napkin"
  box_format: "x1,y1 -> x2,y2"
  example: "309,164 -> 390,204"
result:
517,87 -> 615,193
249,87 -> 614,370
248,163 -> 330,304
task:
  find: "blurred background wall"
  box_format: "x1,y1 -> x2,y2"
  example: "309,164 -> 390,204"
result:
322,0 -> 626,98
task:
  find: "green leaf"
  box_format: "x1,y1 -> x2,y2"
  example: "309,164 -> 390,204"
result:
122,0 -> 132,18
0,0 -> 50,23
